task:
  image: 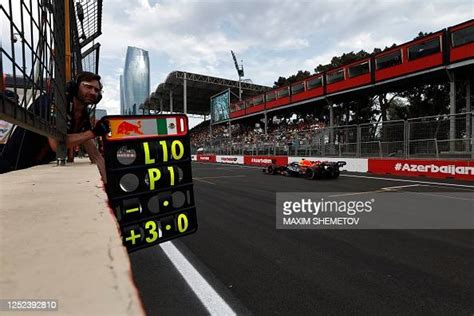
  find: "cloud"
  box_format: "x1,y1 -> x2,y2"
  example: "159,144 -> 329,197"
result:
336,32 -> 399,53
97,72 -> 122,115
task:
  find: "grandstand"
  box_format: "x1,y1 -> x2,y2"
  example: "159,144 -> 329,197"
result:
146,19 -> 473,162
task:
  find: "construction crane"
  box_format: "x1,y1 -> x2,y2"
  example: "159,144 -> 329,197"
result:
231,50 -> 244,101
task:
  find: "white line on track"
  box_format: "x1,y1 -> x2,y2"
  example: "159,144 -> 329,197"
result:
328,191 -> 376,197
328,184 -> 424,197
194,178 -> 216,185
161,242 -> 236,316
380,184 -> 425,190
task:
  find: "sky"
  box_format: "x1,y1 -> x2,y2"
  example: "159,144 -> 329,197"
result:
97,0 -> 473,123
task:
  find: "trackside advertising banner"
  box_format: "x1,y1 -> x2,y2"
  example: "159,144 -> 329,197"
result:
216,155 -> 244,164
196,154 -> 216,163
288,157 -> 368,173
368,159 -> 474,181
244,155 -> 288,166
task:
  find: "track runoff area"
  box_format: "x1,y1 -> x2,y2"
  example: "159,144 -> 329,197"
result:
128,161 -> 473,315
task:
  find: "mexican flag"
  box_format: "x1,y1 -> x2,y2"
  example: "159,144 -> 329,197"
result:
156,117 -> 179,135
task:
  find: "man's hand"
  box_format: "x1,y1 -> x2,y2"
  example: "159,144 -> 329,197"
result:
93,118 -> 110,137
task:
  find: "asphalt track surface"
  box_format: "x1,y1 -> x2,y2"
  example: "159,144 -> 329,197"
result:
130,162 -> 474,315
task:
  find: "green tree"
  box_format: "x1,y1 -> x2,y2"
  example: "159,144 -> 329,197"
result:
372,43 -> 397,54
400,83 -> 450,118
273,70 -> 311,88
386,98 -> 408,120
273,76 -> 289,88
377,93 -> 401,122
414,31 -> 431,40
315,50 -> 370,73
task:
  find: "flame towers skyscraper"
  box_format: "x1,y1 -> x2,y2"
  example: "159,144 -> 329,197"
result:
121,46 -> 150,115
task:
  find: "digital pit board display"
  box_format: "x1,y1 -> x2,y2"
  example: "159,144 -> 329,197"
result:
103,115 -> 197,253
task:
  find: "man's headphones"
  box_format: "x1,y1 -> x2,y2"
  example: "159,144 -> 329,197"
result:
66,72 -> 103,104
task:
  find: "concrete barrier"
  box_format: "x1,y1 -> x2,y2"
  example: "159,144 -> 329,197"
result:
0,159 -> 144,315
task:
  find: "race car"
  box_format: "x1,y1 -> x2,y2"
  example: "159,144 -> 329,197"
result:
262,160 -> 347,179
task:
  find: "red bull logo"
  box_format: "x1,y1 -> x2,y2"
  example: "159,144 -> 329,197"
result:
117,121 -> 143,135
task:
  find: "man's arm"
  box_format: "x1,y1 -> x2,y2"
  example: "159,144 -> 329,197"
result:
82,138 -> 107,184
47,118 -> 110,152
47,118 -> 109,183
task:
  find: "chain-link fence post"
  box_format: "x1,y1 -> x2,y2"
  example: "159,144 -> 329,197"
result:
403,120 -> 408,159
356,124 -> 361,158
54,0 -> 68,165
406,120 -> 410,159
472,115 -> 474,159
448,71 -> 456,152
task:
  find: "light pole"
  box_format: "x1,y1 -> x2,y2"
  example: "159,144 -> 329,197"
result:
231,50 -> 244,101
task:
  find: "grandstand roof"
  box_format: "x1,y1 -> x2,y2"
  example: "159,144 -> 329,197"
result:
143,71 -> 271,115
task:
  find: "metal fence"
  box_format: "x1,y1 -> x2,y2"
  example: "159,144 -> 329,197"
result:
0,0 -> 67,141
0,0 -> 103,159
195,112 -> 473,159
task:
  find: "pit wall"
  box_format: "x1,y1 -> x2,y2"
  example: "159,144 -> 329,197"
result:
193,154 -> 474,181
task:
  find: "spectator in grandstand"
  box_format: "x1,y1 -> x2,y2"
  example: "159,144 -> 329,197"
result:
189,110 -> 328,150
0,72 -> 110,183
